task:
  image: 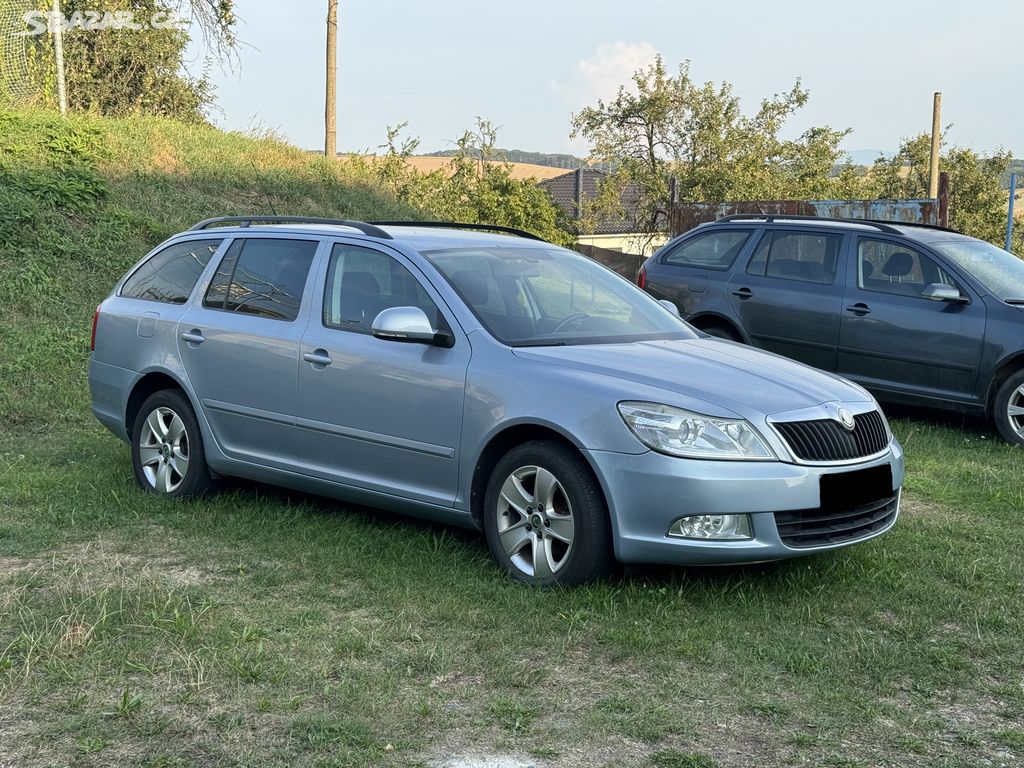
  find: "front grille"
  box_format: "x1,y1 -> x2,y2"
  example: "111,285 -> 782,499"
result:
773,410 -> 888,462
774,494 -> 899,548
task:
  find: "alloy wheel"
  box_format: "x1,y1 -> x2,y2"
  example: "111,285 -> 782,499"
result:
494,465 -> 575,579
1008,385 -> 1024,438
137,406 -> 191,493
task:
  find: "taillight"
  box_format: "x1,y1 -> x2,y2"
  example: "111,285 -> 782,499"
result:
637,265 -> 647,290
90,305 -> 100,352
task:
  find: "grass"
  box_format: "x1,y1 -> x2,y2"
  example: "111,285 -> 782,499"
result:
0,109 -> 420,427
1,109 -> 1024,766
3,416 -> 1022,767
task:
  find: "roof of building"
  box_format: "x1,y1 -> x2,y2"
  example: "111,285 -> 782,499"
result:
538,168 -> 643,236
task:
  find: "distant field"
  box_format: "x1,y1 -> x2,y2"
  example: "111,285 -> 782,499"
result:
359,154 -> 572,181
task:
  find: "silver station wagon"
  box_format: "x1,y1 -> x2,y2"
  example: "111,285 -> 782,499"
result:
89,217 -> 904,585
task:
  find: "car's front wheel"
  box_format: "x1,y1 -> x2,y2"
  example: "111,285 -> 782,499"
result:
131,389 -> 214,498
994,369 -> 1024,446
483,441 -> 613,586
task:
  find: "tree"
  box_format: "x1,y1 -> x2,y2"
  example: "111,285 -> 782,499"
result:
866,134 -> 1014,249
570,56 -> 849,239
436,119 -> 574,244
341,119 -> 574,246
184,0 -> 237,61
27,0 -> 208,121
26,0 -> 235,121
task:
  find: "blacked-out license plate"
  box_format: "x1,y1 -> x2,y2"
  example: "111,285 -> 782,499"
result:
819,464 -> 893,511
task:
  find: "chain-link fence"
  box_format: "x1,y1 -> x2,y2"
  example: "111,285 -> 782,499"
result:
1,0 -> 34,104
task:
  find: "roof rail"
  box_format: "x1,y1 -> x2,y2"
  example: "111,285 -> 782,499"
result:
188,216 -> 393,239
860,218 -> 959,234
371,221 -> 548,242
714,214 -> 903,235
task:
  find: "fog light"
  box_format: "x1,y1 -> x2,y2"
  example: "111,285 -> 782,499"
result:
668,514 -> 752,540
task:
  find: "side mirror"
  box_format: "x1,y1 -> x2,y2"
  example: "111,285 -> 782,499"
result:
658,299 -> 681,317
372,306 -> 451,346
922,283 -> 966,303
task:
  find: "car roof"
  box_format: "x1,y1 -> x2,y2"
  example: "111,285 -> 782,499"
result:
698,216 -> 963,243
377,225 -> 552,251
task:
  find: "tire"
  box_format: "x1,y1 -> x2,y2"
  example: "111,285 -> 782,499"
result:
483,440 -> 613,586
131,389 -> 214,499
700,323 -> 741,342
993,369 -> 1024,446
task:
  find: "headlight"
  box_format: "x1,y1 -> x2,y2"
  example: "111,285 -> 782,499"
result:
617,401 -> 775,460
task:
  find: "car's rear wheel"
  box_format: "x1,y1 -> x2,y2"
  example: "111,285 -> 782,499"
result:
994,370 -> 1024,446
131,390 -> 214,498
483,441 -> 612,586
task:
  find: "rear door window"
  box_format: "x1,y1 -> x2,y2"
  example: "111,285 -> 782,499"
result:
661,230 -> 752,269
746,231 -> 842,284
120,239 -> 224,304
203,238 -> 318,321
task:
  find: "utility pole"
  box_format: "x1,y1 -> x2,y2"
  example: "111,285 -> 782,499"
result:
1006,173 -> 1017,252
928,92 -> 942,199
324,0 -> 338,159
53,0 -> 67,114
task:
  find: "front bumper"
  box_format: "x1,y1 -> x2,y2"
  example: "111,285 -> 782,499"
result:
583,440 -> 904,566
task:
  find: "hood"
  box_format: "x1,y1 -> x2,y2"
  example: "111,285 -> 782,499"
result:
512,338 -> 872,418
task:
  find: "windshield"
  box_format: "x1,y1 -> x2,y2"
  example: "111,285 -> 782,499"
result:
424,246 -> 697,346
932,239 -> 1024,300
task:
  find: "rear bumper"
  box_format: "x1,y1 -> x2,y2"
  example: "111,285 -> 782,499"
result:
88,358 -> 135,442
583,440 -> 904,566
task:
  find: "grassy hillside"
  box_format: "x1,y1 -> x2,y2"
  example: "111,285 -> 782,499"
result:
0,110 -> 421,426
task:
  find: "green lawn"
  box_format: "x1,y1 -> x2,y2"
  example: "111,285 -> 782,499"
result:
1,409 -> 1022,767
1,108 -> 1022,766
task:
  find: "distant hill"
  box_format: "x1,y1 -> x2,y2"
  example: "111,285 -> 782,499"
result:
846,149 -> 893,166
422,148 -> 588,170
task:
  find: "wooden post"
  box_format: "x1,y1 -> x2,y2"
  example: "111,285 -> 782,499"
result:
324,0 -> 338,159
937,171 -> 950,228
928,92 -> 942,199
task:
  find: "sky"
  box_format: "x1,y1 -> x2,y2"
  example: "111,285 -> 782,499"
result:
188,0 -> 1024,160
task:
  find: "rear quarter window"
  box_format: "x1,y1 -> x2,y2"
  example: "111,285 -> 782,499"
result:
661,230 -> 752,270
120,239 -> 224,303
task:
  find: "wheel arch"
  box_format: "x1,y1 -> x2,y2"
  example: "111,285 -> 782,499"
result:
687,312 -> 745,341
467,422 -> 609,532
985,353 -> 1024,417
125,370 -> 194,438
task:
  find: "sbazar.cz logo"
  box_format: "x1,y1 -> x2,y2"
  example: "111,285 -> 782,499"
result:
17,9 -> 189,36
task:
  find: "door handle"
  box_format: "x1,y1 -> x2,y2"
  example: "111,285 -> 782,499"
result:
303,349 -> 333,367
181,329 -> 205,345
845,303 -> 871,316
731,287 -> 754,299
